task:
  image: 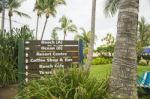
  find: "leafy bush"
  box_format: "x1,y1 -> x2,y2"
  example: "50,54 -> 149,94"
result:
92,57 -> 112,65
138,59 -> 147,66
0,36 -> 16,87
15,68 -> 110,99
0,26 -> 34,87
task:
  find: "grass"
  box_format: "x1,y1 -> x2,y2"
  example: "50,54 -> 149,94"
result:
90,64 -> 150,99
90,64 -> 150,80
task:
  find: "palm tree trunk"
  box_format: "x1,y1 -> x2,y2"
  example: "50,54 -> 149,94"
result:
9,15 -> 12,36
84,0 -> 96,71
36,15 -> 40,40
64,30 -> 66,40
109,0 -> 139,99
41,18 -> 48,40
1,0 -> 6,37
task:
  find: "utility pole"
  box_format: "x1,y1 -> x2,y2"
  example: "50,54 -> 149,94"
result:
1,0 -> 6,37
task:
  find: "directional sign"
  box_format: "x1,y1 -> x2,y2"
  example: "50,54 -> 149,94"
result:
22,40 -> 83,82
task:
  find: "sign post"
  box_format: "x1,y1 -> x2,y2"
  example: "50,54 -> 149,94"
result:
18,39 -> 25,91
18,40 -> 83,88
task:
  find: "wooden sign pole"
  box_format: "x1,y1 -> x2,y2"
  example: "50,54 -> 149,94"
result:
18,39 -> 25,91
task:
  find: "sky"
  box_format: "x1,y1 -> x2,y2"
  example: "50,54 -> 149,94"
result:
1,0 -> 150,48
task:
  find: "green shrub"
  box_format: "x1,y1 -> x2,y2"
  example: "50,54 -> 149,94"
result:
0,35 -> 17,87
15,68 -> 110,99
138,59 -> 147,66
92,57 -> 112,65
0,26 -> 34,87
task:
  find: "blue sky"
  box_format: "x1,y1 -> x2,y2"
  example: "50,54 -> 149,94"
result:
1,0 -> 150,48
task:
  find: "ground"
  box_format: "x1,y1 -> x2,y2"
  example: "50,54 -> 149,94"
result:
0,84 -> 17,99
0,64 -> 150,99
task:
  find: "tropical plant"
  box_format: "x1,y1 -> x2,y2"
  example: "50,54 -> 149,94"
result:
55,16 -> 77,40
84,0 -> 96,71
41,0 -> 66,40
96,33 -> 115,57
96,45 -> 114,58
33,0 -> 45,40
101,33 -> 115,46
137,17 -> 150,54
0,32 -> 16,87
15,68 -> 110,99
104,0 -> 120,16
0,26 -> 34,87
51,28 -> 58,40
6,0 -> 30,35
74,28 -> 90,47
104,0 -> 139,98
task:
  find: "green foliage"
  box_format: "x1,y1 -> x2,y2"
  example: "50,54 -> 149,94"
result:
15,68 -> 110,99
51,28 -> 59,40
91,57 -> 112,65
0,26 -> 34,87
0,35 -> 16,87
55,16 -> 77,40
74,28 -> 91,47
96,33 -> 115,58
138,59 -> 147,66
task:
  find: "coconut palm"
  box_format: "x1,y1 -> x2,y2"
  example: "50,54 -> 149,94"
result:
6,0 -> 30,36
33,0 -> 45,40
137,17 -> 150,62
41,0 -> 66,40
0,0 -> 6,35
105,0 -> 139,98
138,17 -> 150,48
74,28 -> 90,47
84,0 -> 96,71
55,16 -> 77,40
104,0 -> 120,16
51,28 -> 58,40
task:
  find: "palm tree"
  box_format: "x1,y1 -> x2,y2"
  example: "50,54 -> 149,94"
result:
6,0 -> 30,36
1,0 -> 6,35
137,17 -> 150,62
137,17 -> 150,49
41,0 -> 66,40
104,0 -> 139,98
33,0 -> 45,40
74,28 -> 90,47
51,28 -> 58,40
104,0 -> 120,16
84,0 -> 96,71
55,16 -> 77,40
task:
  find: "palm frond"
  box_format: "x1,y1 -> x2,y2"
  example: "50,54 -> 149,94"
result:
104,0 -> 120,17
13,10 -> 31,18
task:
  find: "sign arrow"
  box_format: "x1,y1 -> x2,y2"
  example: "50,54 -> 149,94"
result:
25,72 -> 29,76
25,47 -> 30,51
25,53 -> 29,57
25,41 -> 30,44
25,59 -> 29,63
25,78 -> 28,82
25,65 -> 28,70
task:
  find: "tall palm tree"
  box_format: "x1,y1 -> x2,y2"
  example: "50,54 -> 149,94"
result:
6,0 -> 30,36
51,28 -> 58,40
1,0 -> 6,35
104,0 -> 120,17
55,16 -> 77,40
74,28 -> 90,47
105,0 -> 139,98
137,17 -> 150,62
138,17 -> 150,48
41,0 -> 66,40
34,0 -> 45,40
84,0 -> 96,71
